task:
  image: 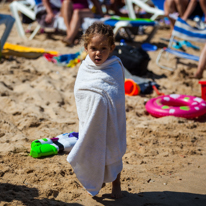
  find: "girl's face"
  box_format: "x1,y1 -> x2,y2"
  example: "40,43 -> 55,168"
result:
85,34 -> 115,66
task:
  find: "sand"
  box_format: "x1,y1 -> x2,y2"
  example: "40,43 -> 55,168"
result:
0,3 -> 206,206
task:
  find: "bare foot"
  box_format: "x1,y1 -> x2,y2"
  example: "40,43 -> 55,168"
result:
188,72 -> 203,79
193,68 -> 204,79
194,72 -> 203,79
111,174 -> 123,199
62,37 -> 73,46
74,39 -> 80,45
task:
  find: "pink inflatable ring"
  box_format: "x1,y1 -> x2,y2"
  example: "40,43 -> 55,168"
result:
145,94 -> 206,118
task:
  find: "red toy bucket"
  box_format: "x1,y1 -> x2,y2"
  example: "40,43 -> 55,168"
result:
124,79 -> 140,96
198,81 -> 206,100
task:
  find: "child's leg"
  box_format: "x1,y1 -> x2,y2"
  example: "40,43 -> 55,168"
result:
111,173 -> 123,199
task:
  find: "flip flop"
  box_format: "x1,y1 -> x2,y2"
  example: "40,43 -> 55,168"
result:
173,40 -> 200,50
172,41 -> 183,49
180,40 -> 200,50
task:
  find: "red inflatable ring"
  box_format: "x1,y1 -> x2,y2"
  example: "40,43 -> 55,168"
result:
145,94 -> 206,118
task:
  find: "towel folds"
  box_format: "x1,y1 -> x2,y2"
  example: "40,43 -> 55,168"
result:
67,55 -> 126,196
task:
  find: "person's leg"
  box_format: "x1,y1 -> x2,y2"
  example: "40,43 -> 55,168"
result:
199,0 -> 206,22
111,173 -> 122,199
63,9 -> 93,45
164,0 -> 177,17
194,43 -> 206,79
164,0 -> 177,30
110,0 -> 125,16
61,0 -> 73,38
78,9 -> 94,19
174,0 -> 189,17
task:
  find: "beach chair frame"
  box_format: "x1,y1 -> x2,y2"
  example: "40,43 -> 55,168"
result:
125,0 -> 165,20
106,17 -> 159,42
156,17 -> 206,71
0,14 -> 15,51
156,47 -> 200,71
9,0 -> 41,40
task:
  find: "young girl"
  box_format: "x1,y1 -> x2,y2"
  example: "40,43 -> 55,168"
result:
67,22 -> 126,198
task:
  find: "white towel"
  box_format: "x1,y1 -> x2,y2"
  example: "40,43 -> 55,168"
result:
67,55 -> 126,196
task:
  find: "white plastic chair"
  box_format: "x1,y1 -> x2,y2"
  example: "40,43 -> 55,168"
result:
9,0 -> 41,40
0,14 -> 15,51
125,0 -> 165,20
10,0 -> 66,40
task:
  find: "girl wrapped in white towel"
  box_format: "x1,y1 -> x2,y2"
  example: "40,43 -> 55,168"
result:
67,22 -> 126,198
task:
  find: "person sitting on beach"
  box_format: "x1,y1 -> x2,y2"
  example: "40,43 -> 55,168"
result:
67,22 -> 126,198
36,0 -> 104,46
103,0 -> 127,16
164,0 -> 206,30
35,0 -> 62,28
61,0 -> 104,46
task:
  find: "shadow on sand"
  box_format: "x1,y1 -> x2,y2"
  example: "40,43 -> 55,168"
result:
0,183 -> 205,206
93,191 -> 206,206
0,183 -> 82,206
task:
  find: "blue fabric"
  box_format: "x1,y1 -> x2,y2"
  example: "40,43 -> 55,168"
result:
174,18 -> 206,40
151,0 -> 165,11
164,48 -> 199,61
104,19 -> 155,27
35,0 -> 42,4
53,52 -> 80,65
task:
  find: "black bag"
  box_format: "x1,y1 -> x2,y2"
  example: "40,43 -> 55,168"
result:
112,45 -> 150,76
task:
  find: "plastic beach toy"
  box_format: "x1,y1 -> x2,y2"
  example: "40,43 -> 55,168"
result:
2,42 -> 58,58
30,132 -> 78,158
125,79 -> 140,96
124,79 -> 160,96
199,81 -> 206,101
145,94 -> 206,118
141,43 -> 157,51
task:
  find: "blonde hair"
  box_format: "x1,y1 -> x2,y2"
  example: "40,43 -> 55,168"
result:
83,22 -> 115,49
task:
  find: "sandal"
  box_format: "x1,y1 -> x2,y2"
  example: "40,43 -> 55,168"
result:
172,41 -> 183,49
181,40 -> 200,50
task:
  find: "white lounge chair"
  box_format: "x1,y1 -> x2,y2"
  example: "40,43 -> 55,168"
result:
0,14 -> 15,51
125,0 -> 165,20
10,0 -> 66,40
9,0 -> 41,40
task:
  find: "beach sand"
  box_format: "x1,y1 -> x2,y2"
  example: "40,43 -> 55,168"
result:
0,4 -> 206,206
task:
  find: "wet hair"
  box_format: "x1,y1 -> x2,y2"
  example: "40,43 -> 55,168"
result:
83,22 -> 115,49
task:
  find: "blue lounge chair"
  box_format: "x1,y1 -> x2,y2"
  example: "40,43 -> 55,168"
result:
82,16 -> 159,42
156,17 -> 206,71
